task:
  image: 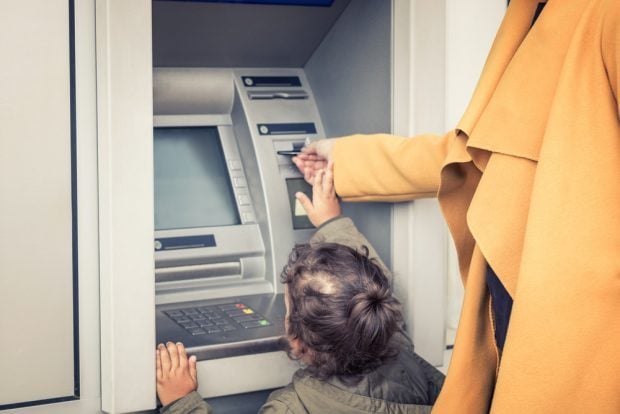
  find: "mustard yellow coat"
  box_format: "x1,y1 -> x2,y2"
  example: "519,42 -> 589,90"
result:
332,0 -> 620,412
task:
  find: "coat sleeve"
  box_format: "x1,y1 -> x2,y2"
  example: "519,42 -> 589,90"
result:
332,133 -> 451,202
160,391 -> 212,414
602,0 -> 619,115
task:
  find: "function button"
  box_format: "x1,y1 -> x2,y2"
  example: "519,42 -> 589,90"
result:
183,309 -> 199,315
198,320 -> 213,327
190,315 -> 206,321
206,327 -> 221,334
238,195 -> 250,205
226,309 -> 252,317
181,322 -> 199,329
173,317 -> 190,323
189,328 -> 207,335
229,159 -> 243,170
219,304 -> 241,311
166,310 -> 184,317
233,314 -> 262,322
240,320 -> 264,329
233,177 -> 247,188
214,319 -> 228,326
221,325 -> 236,332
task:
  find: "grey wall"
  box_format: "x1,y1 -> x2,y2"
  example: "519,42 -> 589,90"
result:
304,0 -> 393,268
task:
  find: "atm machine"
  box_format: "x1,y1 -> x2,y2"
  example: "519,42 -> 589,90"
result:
149,0 -> 400,402
143,0 -> 446,410
152,69 -> 324,396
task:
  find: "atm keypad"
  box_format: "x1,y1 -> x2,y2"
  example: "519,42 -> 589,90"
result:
165,302 -> 271,335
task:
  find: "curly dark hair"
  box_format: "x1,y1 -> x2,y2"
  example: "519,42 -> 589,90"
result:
280,242 -> 402,381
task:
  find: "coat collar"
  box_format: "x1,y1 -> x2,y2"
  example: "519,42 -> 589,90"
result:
458,0 -> 590,167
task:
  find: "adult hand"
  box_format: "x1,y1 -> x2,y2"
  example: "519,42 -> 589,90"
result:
292,139 -> 335,184
156,342 -> 198,406
295,162 -> 341,227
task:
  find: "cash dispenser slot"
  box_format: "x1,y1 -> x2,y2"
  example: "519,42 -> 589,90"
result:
248,90 -> 309,100
155,262 -> 242,283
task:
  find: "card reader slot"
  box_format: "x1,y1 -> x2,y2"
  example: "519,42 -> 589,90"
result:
248,90 -> 309,100
156,262 -> 242,283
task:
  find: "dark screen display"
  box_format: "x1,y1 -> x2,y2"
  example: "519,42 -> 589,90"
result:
154,126 -> 241,230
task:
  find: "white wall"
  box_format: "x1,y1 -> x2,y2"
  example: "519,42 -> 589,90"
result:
392,0 -> 505,366
392,0 -> 448,366
444,0 -> 505,335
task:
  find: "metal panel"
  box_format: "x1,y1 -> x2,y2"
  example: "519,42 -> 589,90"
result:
152,0 -> 351,67
96,0 -> 156,412
303,0 -> 393,269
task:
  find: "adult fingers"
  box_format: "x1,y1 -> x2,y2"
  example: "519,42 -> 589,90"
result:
304,167 -> 315,185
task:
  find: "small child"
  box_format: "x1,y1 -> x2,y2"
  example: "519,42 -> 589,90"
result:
156,164 -> 444,413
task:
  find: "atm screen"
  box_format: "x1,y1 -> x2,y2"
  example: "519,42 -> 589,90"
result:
154,126 -> 241,230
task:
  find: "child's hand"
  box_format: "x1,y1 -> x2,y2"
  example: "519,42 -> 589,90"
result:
156,342 -> 198,406
295,161 -> 341,227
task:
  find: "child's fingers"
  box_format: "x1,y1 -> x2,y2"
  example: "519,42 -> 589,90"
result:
156,349 -> 163,380
295,192 -> 313,216
159,343 -> 171,373
324,161 -> 334,196
177,342 -> 188,369
189,355 -> 198,384
166,341 -> 180,369
313,169 -> 325,196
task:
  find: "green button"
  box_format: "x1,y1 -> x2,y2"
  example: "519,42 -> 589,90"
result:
259,319 -> 270,326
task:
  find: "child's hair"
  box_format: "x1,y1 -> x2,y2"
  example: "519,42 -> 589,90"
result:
280,242 -> 403,380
